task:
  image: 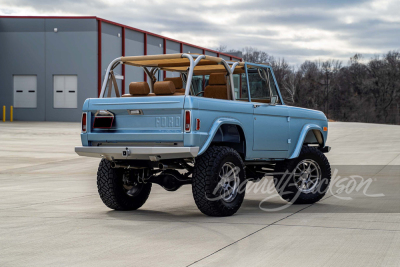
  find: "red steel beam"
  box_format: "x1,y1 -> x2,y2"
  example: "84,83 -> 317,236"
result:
95,15 -> 241,59
0,15 -> 97,19
240,74 -> 242,98
163,38 -> 167,80
122,27 -> 125,94
144,33 -> 147,82
202,49 -> 206,90
97,20 -> 102,97
0,16 -> 242,60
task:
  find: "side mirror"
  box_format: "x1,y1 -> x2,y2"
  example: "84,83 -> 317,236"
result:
270,95 -> 278,105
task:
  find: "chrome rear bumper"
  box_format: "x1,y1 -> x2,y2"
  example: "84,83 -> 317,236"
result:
75,146 -> 199,161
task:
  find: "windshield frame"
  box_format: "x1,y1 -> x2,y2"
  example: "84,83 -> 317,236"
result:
243,63 -> 284,105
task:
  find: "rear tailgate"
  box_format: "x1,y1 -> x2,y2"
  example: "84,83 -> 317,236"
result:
85,96 -> 185,145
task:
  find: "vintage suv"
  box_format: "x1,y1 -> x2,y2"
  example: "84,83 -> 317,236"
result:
75,53 -> 331,216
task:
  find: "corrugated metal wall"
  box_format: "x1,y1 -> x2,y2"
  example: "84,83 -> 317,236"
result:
0,18 -> 97,121
0,17 -> 240,122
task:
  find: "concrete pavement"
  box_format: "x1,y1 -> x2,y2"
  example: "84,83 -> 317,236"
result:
0,121 -> 399,266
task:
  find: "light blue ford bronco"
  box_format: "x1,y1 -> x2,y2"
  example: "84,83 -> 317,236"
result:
75,53 -> 331,216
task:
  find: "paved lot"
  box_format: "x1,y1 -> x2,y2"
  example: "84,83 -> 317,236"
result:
0,121 -> 399,267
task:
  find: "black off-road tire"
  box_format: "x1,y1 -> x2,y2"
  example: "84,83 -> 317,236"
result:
274,146 -> 331,204
192,146 -> 246,216
97,159 -> 151,210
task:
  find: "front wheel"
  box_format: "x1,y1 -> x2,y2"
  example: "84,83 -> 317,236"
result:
97,159 -> 151,210
192,146 -> 246,216
274,146 -> 331,204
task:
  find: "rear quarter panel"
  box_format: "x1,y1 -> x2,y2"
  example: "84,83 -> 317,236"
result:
184,96 -> 254,158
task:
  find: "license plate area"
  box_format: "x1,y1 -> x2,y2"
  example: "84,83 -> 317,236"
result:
93,110 -> 114,129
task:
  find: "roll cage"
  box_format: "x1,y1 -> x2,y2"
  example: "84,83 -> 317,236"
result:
99,53 -> 284,104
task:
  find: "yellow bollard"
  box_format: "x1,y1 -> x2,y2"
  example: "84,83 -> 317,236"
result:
2,106 -> 5,122
10,106 -> 13,122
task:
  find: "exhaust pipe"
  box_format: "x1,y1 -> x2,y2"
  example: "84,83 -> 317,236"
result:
158,163 -> 167,170
110,162 -> 145,169
111,162 -> 124,168
158,163 -> 182,170
111,162 -> 182,170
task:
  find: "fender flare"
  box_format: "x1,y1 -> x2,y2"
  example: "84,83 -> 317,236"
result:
288,124 -> 325,159
198,118 -> 247,156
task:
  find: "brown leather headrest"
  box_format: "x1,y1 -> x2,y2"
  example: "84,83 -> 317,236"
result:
129,82 -> 150,95
209,73 -> 227,85
164,77 -> 183,89
154,81 -> 176,95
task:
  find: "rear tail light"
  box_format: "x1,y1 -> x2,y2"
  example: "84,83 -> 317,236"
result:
81,112 -> 87,133
196,118 -> 200,131
185,110 -> 191,132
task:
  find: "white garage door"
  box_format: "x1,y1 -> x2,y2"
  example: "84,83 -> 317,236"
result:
54,75 -> 78,109
13,75 -> 37,108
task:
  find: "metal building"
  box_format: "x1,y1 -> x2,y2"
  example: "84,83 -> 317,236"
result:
0,16 -> 241,122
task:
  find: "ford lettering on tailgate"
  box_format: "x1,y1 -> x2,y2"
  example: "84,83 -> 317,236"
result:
156,116 -> 181,127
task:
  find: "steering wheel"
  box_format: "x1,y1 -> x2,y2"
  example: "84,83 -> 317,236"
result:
196,91 -> 205,96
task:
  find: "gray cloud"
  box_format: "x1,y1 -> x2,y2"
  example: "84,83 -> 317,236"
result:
0,0 -> 399,65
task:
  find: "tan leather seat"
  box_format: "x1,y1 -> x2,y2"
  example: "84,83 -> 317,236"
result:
122,82 -> 150,97
154,81 -> 176,95
164,77 -> 183,89
204,73 -> 229,100
165,77 -> 185,94
122,80 -> 185,97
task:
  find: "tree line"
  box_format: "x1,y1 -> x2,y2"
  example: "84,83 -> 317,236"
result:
218,46 -> 400,125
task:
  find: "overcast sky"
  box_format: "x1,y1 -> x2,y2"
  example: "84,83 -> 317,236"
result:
1,0 -> 399,65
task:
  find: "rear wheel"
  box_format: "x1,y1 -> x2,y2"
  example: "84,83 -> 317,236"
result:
97,159 -> 151,210
192,146 -> 246,216
274,146 -> 331,204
